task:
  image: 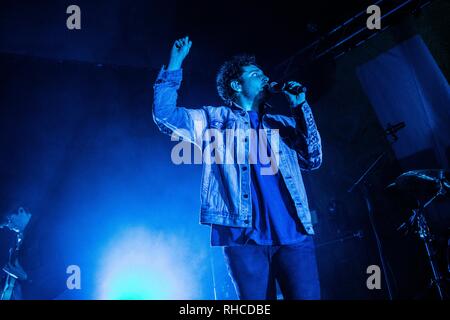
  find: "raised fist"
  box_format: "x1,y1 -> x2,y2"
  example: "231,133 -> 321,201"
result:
167,36 -> 192,71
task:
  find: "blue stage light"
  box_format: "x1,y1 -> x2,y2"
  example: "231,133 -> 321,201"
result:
96,227 -> 203,300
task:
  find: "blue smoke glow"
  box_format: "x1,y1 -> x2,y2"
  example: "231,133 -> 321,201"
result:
96,227 -> 205,300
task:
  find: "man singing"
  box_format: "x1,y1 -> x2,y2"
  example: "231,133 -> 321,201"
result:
152,36 -> 322,299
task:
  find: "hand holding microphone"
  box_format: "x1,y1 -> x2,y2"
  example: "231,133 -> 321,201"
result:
269,81 -> 307,108
268,81 -> 307,95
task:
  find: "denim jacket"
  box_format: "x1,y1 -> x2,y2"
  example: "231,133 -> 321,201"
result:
152,67 -> 322,235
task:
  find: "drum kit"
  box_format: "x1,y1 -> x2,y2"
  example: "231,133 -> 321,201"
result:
387,169 -> 450,300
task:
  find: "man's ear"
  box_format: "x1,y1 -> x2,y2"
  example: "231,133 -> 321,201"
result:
230,80 -> 242,93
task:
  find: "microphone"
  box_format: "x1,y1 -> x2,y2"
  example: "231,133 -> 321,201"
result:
386,122 -> 405,133
384,122 -> 405,138
383,121 -> 405,142
268,81 -> 307,95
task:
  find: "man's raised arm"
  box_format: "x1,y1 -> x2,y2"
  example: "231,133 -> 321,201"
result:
152,36 -> 207,148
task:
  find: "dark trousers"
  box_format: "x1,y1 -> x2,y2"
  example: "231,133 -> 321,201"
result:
223,236 -> 320,300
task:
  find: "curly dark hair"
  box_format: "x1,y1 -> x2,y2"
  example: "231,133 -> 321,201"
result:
216,54 -> 257,106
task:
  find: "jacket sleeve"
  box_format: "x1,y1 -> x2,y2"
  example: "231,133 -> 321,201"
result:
152,67 -> 208,148
288,101 -> 322,171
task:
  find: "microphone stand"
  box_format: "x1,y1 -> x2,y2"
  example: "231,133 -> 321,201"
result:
347,123 -> 404,300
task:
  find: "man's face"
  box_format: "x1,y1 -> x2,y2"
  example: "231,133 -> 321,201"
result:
238,65 -> 269,103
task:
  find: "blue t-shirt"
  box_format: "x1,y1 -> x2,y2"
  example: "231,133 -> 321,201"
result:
210,111 -> 307,246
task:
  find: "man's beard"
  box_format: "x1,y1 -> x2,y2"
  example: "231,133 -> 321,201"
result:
256,86 -> 271,104
253,87 -> 271,114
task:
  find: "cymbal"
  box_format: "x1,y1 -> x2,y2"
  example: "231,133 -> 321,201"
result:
386,169 -> 450,207
388,169 -> 450,187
